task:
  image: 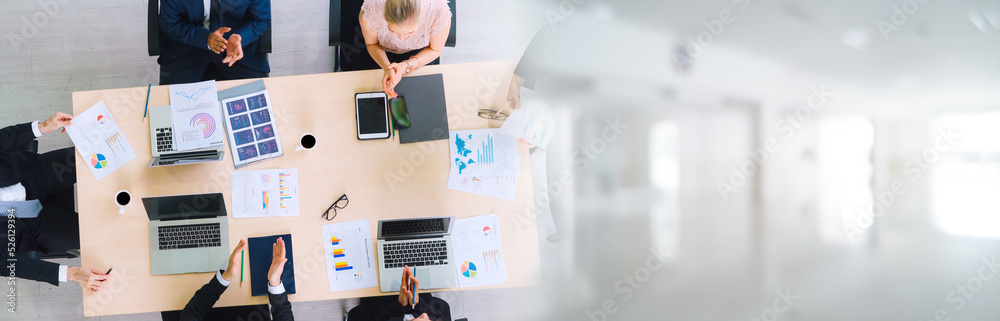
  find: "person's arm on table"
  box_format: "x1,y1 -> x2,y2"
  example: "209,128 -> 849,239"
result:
179,239 -> 247,321
266,237 -> 294,321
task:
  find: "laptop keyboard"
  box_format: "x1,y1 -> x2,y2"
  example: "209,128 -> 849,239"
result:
155,127 -> 174,153
157,223 -> 221,250
381,219 -> 446,236
383,240 -> 449,269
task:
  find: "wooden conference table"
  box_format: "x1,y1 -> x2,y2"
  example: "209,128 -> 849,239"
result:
71,60 -> 541,317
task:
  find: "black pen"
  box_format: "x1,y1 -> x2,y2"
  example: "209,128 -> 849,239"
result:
106,267 -> 113,274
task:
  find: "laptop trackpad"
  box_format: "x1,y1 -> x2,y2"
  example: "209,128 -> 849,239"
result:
416,268 -> 432,286
173,251 -> 206,273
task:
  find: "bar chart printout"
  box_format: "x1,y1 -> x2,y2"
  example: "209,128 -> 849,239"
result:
322,219 -> 377,292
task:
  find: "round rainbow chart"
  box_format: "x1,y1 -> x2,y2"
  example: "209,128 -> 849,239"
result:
96,114 -> 106,125
91,153 -> 107,169
189,113 -> 216,138
461,261 -> 477,278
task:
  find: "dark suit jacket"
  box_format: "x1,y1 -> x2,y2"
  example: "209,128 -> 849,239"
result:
158,0 -> 271,73
179,272 -> 294,321
0,122 -> 61,286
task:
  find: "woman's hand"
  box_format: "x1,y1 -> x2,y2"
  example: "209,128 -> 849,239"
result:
383,65 -> 405,98
382,68 -> 397,98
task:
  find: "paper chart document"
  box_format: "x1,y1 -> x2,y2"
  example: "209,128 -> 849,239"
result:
220,90 -> 283,167
500,90 -> 555,149
453,214 -> 508,288
231,169 -> 300,218
322,220 -> 378,292
65,101 -> 137,181
168,80 -> 225,151
447,129 -> 520,200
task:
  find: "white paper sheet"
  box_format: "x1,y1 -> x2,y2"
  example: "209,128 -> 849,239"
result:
231,169 -> 300,218
446,174 -> 519,201
168,80 -> 224,151
220,90 -> 283,167
65,101 -> 137,181
322,220 -> 378,292
453,214 -> 508,288
500,91 -> 555,149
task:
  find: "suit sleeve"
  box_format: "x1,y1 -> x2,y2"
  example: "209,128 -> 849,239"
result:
0,123 -> 37,187
268,292 -> 295,321
2,244 -> 61,286
178,272 -> 229,321
160,0 -> 212,52
0,123 -> 37,153
233,0 -> 270,47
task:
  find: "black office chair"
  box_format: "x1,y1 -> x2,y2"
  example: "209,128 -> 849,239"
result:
161,304 -> 272,321
147,0 -> 273,56
329,0 -> 456,71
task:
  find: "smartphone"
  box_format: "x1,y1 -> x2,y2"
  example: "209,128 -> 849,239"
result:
355,92 -> 390,140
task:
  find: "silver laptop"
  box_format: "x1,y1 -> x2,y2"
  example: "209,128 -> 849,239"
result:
377,216 -> 457,292
148,105 -> 225,167
143,193 -> 230,275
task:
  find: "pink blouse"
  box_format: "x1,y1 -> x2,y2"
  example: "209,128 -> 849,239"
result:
361,0 -> 452,54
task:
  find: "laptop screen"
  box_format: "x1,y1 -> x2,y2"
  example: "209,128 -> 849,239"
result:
142,193 -> 226,221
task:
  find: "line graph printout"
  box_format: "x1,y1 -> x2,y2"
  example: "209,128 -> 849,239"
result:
169,80 -> 224,151
231,169 -> 300,218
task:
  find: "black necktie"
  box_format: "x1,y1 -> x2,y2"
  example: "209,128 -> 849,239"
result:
209,0 -> 221,31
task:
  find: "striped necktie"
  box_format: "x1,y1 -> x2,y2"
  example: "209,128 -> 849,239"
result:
0,200 -> 43,219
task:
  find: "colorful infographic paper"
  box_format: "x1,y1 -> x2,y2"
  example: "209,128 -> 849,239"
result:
65,101 -> 136,181
168,80 -> 225,151
230,169 -> 300,218
453,214 -> 508,288
220,90 -> 283,167
322,219 -> 378,292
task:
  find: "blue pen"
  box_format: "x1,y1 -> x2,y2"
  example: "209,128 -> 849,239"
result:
410,266 -> 416,309
142,83 -> 151,120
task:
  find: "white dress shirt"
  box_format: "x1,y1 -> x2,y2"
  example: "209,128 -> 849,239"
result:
203,0 -> 211,30
214,271 -> 286,294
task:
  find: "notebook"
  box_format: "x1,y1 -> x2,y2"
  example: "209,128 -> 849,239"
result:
394,74 -> 450,144
248,234 -> 296,296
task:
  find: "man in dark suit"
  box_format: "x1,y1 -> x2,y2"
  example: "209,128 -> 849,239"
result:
179,237 -> 294,321
158,0 -> 271,85
2,112 -> 110,292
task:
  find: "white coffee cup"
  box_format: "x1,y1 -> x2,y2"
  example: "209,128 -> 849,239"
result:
115,190 -> 131,215
295,133 -> 316,151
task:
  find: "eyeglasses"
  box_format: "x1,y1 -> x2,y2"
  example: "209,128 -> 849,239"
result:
478,101 -> 514,121
322,194 -> 349,221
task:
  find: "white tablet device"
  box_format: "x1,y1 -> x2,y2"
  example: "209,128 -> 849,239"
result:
355,92 -> 390,140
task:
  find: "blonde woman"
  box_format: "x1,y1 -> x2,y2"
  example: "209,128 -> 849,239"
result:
359,0 -> 452,97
